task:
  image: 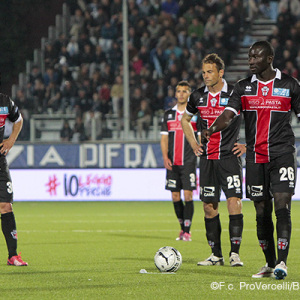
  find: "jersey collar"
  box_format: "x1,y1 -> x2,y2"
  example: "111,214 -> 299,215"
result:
251,68 -> 281,83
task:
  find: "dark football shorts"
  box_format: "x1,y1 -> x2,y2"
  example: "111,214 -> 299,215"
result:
0,158 -> 13,203
246,153 -> 297,202
200,156 -> 243,203
165,163 -> 197,192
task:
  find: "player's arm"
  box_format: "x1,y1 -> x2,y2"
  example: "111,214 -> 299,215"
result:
232,143 -> 246,157
201,109 -> 235,144
0,115 -> 23,155
160,134 -> 172,170
181,111 -> 203,156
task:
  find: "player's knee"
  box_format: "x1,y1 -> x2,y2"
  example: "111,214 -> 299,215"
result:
203,202 -> 218,218
274,192 -> 292,211
227,197 -> 242,214
0,202 -> 13,214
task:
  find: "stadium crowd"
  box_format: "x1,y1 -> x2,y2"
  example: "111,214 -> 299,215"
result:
13,0 -> 300,141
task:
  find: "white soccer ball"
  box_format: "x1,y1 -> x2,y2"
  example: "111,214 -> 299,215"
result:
154,246 -> 182,272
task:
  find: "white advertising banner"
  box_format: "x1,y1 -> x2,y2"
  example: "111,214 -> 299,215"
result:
10,168 -> 300,201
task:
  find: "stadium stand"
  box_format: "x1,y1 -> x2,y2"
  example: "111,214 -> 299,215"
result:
11,0 -> 300,142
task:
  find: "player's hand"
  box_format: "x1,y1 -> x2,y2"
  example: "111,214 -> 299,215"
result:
0,138 -> 15,155
163,158 -> 172,171
192,142 -> 203,157
232,143 -> 246,157
201,129 -> 212,144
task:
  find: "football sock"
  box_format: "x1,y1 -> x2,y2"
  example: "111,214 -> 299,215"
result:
275,208 -> 291,264
1,212 -> 18,258
183,200 -> 194,233
256,214 -> 276,268
205,214 -> 222,257
229,214 -> 243,255
173,200 -> 184,230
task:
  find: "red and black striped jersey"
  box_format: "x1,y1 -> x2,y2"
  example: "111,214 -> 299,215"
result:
186,80 -> 241,159
160,105 -> 200,166
0,93 -> 21,144
225,69 -> 300,163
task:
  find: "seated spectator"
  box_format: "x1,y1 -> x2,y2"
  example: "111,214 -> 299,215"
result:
133,99 -> 152,138
72,116 -> 86,142
163,86 -> 176,110
45,81 -> 61,113
60,119 -> 73,141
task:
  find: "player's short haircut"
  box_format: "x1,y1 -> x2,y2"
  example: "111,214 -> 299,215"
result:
251,40 -> 274,57
202,53 -> 225,71
176,80 -> 191,92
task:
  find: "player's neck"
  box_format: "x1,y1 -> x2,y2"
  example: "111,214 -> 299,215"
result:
207,80 -> 224,94
177,102 -> 187,112
256,67 -> 276,82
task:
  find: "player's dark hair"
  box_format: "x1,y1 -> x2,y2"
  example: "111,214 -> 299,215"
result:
176,80 -> 191,92
202,53 -> 225,71
251,41 -> 274,57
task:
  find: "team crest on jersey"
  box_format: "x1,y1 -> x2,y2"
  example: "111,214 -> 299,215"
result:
177,114 -> 182,121
278,238 -> 288,250
273,88 -> 290,97
191,115 -> 198,122
0,107 -> 8,114
261,86 -> 269,96
220,98 -> 229,106
210,98 -> 217,107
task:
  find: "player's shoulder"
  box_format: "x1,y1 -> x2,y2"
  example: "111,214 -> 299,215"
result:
280,72 -> 300,85
0,93 -> 10,101
190,86 -> 206,99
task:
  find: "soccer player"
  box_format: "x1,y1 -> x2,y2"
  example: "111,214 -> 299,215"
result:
160,81 -> 200,241
0,93 -> 28,266
181,53 -> 245,267
201,41 -> 300,280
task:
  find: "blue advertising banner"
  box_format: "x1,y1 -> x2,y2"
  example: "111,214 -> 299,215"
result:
8,143 -> 164,168
7,142 -> 300,169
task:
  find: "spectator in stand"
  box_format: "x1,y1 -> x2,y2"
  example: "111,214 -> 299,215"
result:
72,116 -> 86,142
60,119 -> 73,141
187,17 -> 204,48
85,110 -> 103,140
14,89 -> 31,140
66,36 -> 80,66
45,81 -> 61,113
32,78 -> 46,113
110,75 -> 123,117
60,80 -> 78,113
282,60 -> 299,78
163,86 -> 176,110
27,65 -> 43,93
161,0 -> 179,19
134,99 -> 152,138
152,77 -> 167,112
99,21 -> 118,52
70,8 -> 85,39
44,42 -> 57,68
75,88 -> 93,117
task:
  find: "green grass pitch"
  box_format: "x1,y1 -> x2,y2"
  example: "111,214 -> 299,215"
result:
1,200 -> 300,299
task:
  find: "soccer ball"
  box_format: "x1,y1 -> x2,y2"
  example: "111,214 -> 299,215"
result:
154,246 -> 182,272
